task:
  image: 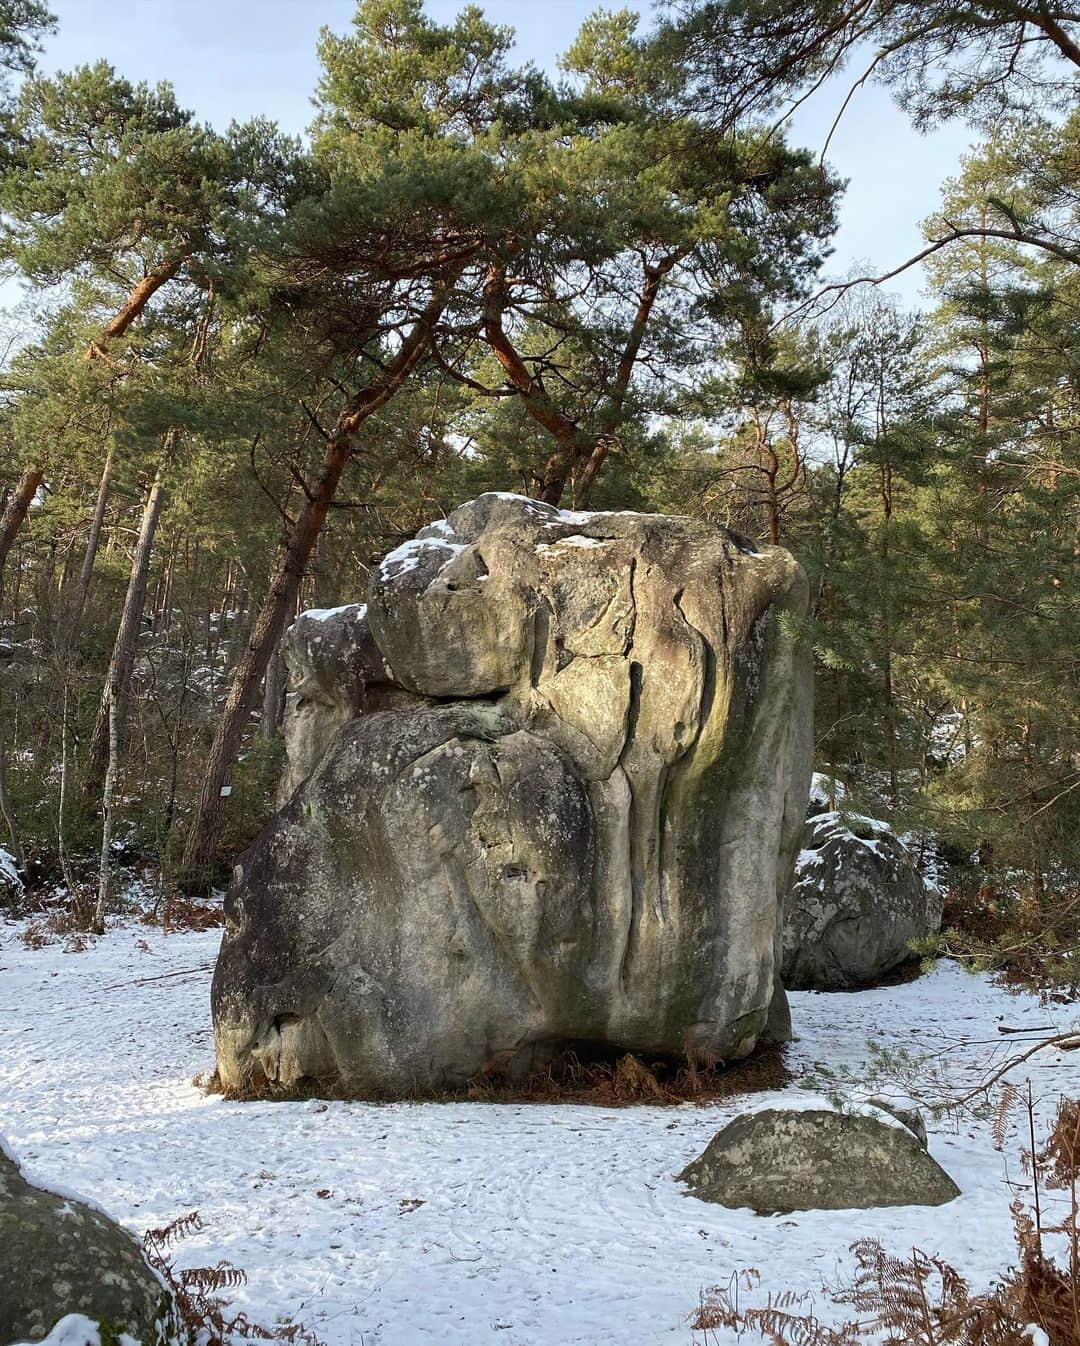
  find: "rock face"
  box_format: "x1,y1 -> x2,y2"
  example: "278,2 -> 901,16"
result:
278,602 -> 421,802
213,494 -> 813,1097
782,806 -> 943,991
0,1141 -> 176,1344
678,1106 -> 960,1214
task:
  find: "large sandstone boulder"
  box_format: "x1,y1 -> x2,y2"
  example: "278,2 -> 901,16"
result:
0,1139 -> 178,1344
782,806 -> 943,991
213,494 -> 813,1096
678,1105 -> 960,1214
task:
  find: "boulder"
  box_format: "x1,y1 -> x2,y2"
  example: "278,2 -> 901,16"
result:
213,494 -> 813,1096
0,1140 -> 178,1344
678,1105 -> 960,1214
782,809 -> 943,991
0,846 -> 22,909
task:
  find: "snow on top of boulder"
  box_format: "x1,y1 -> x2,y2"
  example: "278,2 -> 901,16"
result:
301,603 -> 367,624
536,535 -> 610,552
421,517 -> 457,537
10,1313 -> 120,1346
794,811 -> 897,887
0,1131 -> 116,1221
0,846 -> 22,890
377,536 -> 465,583
731,1091 -> 918,1134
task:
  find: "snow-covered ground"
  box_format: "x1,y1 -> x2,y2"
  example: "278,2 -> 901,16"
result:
1,921 -> 1077,1346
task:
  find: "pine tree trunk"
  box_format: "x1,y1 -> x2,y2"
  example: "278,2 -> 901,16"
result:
0,463 -> 43,588
68,444 -> 116,638
84,453 -> 169,793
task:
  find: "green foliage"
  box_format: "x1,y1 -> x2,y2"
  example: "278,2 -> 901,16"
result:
0,0 -> 1072,939
657,0 -> 1080,133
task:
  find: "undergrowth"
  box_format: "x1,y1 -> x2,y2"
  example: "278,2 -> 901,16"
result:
920,881 -> 1080,1004
203,1040 -> 793,1108
13,868 -> 224,947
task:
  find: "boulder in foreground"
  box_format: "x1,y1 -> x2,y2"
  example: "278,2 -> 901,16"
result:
0,1140 -> 177,1345
678,1106 -> 960,1214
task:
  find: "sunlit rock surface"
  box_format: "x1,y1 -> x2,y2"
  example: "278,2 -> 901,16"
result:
213,494 -> 813,1096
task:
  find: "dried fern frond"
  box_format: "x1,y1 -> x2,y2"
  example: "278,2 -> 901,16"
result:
1038,1097 -> 1080,1190
178,1262 -> 247,1292
144,1208 -> 204,1249
992,1082 -> 1023,1151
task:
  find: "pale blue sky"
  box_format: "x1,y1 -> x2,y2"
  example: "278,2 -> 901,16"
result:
39,0 -> 976,308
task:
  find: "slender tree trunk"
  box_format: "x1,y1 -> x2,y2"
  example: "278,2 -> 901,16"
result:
226,586 -> 250,671
58,684 -> 78,899
68,445 -> 116,638
0,695 -> 24,873
157,533 -> 178,633
180,274 -> 461,885
85,451 -> 170,792
0,463 -> 43,587
91,691 -> 120,934
180,436 -> 351,884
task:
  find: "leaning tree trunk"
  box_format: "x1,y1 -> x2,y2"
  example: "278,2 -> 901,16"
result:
84,452 -> 169,794
0,462 -> 44,589
67,444 -> 116,639
179,273 -> 459,887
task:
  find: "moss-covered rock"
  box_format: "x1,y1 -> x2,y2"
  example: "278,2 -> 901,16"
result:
679,1106 -> 960,1214
0,1143 -> 179,1345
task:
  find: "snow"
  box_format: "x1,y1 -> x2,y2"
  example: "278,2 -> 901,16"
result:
0,845 -> 21,890
10,1313 -> 115,1346
1,922 -> 1077,1346
377,537 -> 465,583
301,604 -> 367,625
1,1130 -> 118,1222
798,810 -> 894,869
536,536 -> 609,552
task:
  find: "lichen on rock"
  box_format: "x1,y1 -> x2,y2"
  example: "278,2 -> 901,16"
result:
0,1138 -> 180,1345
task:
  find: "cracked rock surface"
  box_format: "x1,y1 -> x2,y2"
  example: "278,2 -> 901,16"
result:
212,494 -> 813,1096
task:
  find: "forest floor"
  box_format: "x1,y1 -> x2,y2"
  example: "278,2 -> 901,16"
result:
1,916 -> 1077,1346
